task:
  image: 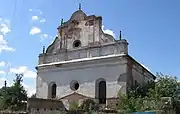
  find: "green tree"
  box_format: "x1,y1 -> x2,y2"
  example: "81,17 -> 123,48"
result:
117,73 -> 180,112
149,73 -> 180,109
128,80 -> 155,98
69,101 -> 79,111
0,73 -> 28,111
68,99 -> 99,114
79,99 -> 99,112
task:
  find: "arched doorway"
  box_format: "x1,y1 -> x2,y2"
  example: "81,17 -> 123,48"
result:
95,78 -> 106,104
98,81 -> 106,104
51,83 -> 57,98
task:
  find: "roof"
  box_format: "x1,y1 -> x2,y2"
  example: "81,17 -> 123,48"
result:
60,92 -> 91,100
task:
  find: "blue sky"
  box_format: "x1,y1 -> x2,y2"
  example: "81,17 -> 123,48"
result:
0,0 -> 180,96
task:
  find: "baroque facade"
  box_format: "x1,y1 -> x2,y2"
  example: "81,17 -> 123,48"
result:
35,8 -> 155,106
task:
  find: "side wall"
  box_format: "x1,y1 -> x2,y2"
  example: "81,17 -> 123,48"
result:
36,56 -> 128,99
127,57 -> 154,86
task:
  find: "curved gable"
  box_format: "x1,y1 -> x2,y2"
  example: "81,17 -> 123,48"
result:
46,10 -> 116,54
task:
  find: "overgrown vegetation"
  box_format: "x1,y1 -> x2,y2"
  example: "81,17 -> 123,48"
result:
0,74 -> 27,111
69,101 -> 79,111
0,73 -> 179,113
69,99 -> 99,113
117,73 -> 180,113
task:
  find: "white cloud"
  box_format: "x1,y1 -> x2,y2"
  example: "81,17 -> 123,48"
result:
41,34 -> 48,38
39,11 -> 43,15
0,19 -> 11,35
40,34 -> 53,42
10,66 -> 36,78
40,19 -> 46,23
31,16 -> 39,21
40,33 -> 48,40
0,18 -> 15,53
0,23 -> 11,35
22,83 -> 36,97
0,35 -> 15,53
29,9 -> 45,23
102,25 -> 116,38
29,27 -> 41,35
0,61 -> 5,67
0,70 -> 5,74
29,9 -> 33,12
0,61 -> 10,74
29,8 -> 42,15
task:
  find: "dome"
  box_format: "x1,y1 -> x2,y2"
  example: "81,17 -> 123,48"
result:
69,10 -> 87,22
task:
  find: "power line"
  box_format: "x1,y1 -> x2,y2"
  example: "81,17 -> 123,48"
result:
11,0 -> 18,29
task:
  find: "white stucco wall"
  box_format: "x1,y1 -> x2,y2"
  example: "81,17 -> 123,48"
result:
131,61 -> 154,84
132,68 -> 144,84
36,55 -> 127,99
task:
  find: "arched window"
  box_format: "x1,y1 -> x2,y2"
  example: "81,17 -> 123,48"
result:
98,81 -> 106,104
48,82 -> 57,98
51,83 -> 57,98
95,78 -> 106,104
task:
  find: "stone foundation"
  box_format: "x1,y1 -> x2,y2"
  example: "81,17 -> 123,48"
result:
27,98 -> 66,114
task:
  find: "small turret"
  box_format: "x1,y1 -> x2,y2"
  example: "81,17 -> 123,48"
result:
79,3 -> 81,10
119,31 -> 122,40
43,46 -> 45,54
4,80 -> 7,90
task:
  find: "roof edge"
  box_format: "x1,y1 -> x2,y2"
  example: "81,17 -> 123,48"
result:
37,53 -> 126,67
126,54 -> 156,80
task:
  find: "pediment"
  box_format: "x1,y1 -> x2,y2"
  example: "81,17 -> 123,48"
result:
45,10 -> 116,54
60,92 -> 90,100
